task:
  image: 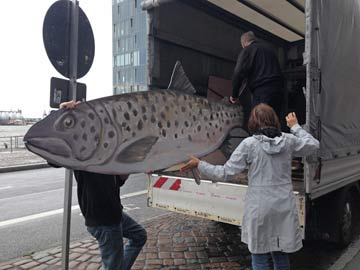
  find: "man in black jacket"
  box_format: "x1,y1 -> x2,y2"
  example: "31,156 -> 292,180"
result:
230,31 -> 284,119
59,101 -> 147,270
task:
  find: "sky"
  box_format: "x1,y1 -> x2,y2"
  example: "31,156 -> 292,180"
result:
0,1 -> 112,118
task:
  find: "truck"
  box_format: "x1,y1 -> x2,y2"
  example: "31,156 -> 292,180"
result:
141,0 -> 360,246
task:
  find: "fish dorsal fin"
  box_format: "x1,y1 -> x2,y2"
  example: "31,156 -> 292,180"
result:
167,61 -> 196,95
116,136 -> 159,163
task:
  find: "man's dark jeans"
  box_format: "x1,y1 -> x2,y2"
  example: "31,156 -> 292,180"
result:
87,212 -> 147,270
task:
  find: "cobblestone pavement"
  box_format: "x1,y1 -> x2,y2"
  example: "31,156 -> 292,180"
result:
0,213 -> 251,270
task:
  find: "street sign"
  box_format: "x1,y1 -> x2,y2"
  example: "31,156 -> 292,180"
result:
43,0 -> 95,79
50,77 -> 86,108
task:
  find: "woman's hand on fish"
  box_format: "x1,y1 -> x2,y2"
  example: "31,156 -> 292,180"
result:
286,112 -> 298,128
60,100 -> 81,110
180,155 -> 200,172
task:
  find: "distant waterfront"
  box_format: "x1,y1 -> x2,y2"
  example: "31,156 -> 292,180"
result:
0,125 -> 32,137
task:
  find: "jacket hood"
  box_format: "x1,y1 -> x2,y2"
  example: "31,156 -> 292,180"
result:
253,133 -> 286,154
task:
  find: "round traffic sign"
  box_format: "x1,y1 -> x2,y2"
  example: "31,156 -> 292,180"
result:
43,0 -> 95,79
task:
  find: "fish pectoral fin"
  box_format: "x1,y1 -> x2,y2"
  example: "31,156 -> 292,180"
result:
116,136 -> 159,163
167,61 -> 196,95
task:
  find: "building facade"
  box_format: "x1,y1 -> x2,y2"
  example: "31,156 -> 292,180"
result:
112,0 -> 147,95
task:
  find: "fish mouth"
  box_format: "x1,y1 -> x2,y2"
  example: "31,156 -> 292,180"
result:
24,137 -> 72,159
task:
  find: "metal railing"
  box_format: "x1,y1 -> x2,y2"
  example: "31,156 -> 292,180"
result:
0,136 -> 26,152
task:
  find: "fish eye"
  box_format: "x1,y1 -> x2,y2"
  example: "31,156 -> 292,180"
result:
63,116 -> 75,129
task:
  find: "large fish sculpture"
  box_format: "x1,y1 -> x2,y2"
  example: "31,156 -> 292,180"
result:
24,62 -> 243,175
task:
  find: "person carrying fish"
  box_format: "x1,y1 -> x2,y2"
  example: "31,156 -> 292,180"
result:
230,31 -> 284,120
181,103 -> 319,270
55,101 -> 147,270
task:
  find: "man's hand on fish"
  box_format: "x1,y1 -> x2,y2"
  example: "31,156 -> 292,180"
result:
180,155 -> 200,172
286,112 -> 298,128
59,100 -> 81,109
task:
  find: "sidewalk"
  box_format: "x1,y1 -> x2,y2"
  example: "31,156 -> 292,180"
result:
0,213 -> 251,270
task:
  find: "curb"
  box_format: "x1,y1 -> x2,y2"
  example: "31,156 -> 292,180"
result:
0,163 -> 49,173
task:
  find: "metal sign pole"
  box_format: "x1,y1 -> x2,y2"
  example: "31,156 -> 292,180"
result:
61,1 -> 79,269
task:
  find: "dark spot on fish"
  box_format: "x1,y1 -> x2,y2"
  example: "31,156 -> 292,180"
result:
213,132 -> 215,136
174,133 -> 178,139
175,120 -> 179,127
143,93 -> 149,101
167,121 -> 171,128
112,109 -> 117,118
215,124 -> 218,129
209,122 -> 213,126
204,116 -> 208,121
158,121 -> 163,129
82,133 -> 87,141
127,102 -> 132,109
133,110 -> 138,117
73,134 -> 78,141
207,133 -> 210,138
104,118 -> 109,124
226,120 -> 230,125
188,135 -> 192,141
192,115 -> 196,121
185,121 -> 189,127
137,120 -> 143,130
216,113 -> 219,118
90,126 -> 96,133
122,122 -> 127,127
210,115 -> 214,120
88,113 -> 95,120
143,115 -> 148,121
181,106 -> 186,113
133,96 -> 138,102
162,129 -> 166,137
188,103 -> 192,109
104,142 -> 108,148
141,106 -> 146,113
81,120 -> 86,128
160,112 -> 166,120
94,135 -> 99,142
181,129 -> 184,134
199,109 -> 203,115
197,125 -> 201,132
108,131 -> 115,138
132,132 -> 136,137
162,95 -> 167,102
124,112 -> 130,121
151,104 -> 156,113
100,109 -> 104,113
151,115 -> 156,123
220,127 -> 223,132
183,95 -> 187,101
126,126 -> 131,132
80,146 -> 86,153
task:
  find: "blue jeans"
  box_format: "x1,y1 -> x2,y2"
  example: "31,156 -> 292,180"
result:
252,252 -> 290,270
87,212 -> 147,270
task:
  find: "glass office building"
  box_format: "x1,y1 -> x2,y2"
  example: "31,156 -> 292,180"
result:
112,0 -> 147,94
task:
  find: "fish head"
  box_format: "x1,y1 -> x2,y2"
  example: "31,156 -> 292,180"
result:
24,103 -> 105,168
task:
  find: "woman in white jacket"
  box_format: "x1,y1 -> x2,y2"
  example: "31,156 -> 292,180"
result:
181,103 -> 319,270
